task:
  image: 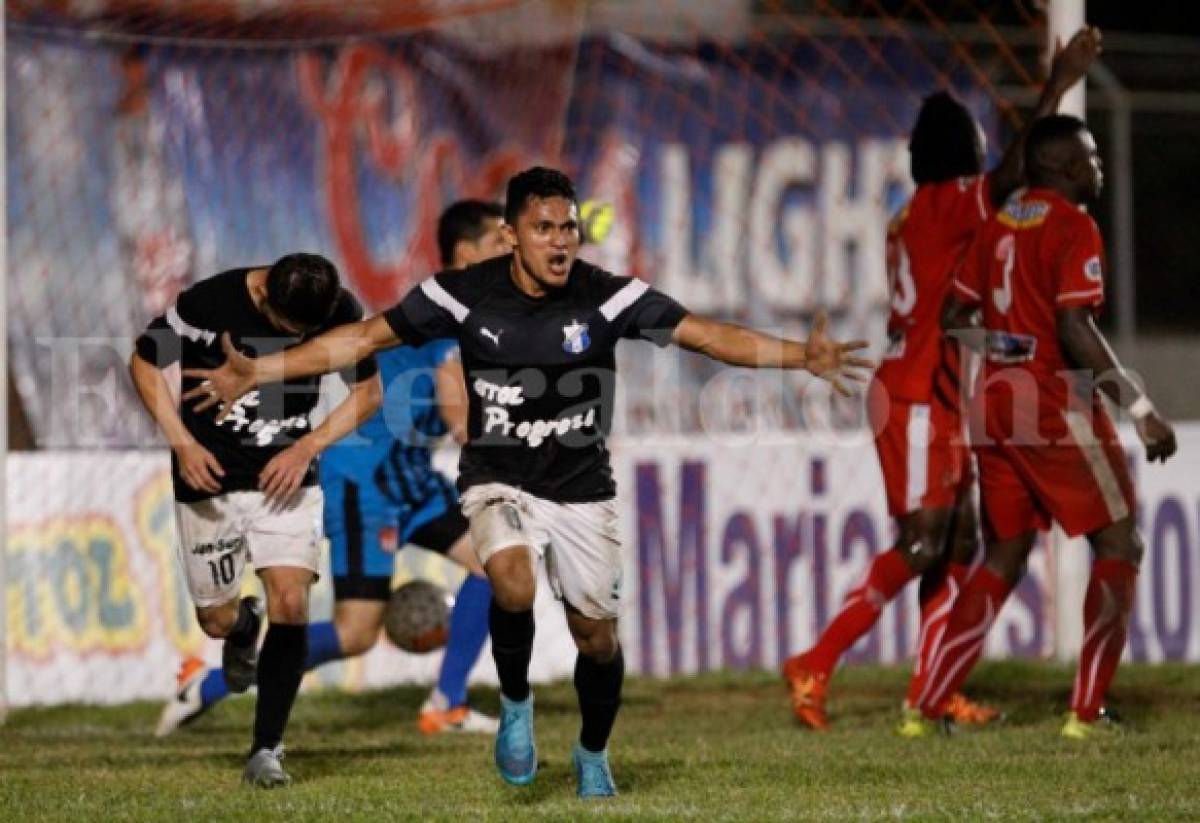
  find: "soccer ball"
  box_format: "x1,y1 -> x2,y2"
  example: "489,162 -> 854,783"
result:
383,580 -> 454,653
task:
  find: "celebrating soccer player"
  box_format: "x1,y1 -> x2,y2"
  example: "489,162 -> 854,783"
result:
130,254 -> 382,786
156,201 -> 511,741
783,26 -> 1103,733
907,113 -> 1177,737
182,166 -> 870,797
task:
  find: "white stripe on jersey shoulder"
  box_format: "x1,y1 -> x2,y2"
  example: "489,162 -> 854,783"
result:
166,306 -> 217,346
420,277 -> 470,323
600,278 -> 649,322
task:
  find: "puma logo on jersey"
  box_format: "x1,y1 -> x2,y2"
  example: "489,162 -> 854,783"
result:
480,327 -> 503,347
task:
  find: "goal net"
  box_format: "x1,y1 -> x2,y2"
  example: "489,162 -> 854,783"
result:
4,0 -> 1067,708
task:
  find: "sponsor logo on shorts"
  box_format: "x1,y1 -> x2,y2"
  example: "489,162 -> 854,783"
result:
190,535 -> 246,557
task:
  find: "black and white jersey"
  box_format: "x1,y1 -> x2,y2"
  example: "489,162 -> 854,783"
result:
135,268 -> 378,503
383,254 -> 687,502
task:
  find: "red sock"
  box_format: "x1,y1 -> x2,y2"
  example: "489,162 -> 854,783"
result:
905,562 -> 972,707
1071,558 -> 1137,721
916,566 -> 1012,717
805,549 -> 916,675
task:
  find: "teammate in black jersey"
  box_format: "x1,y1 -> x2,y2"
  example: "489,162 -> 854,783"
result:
130,254 -> 381,787
184,169 -> 871,798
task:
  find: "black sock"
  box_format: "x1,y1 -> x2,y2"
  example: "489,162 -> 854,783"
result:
575,646 -> 624,753
251,622 -> 307,754
489,602 -> 534,702
228,598 -> 260,648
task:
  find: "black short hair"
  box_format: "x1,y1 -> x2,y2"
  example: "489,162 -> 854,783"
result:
504,166 -> 577,225
265,253 -> 340,330
437,199 -> 504,267
1024,114 -> 1088,186
909,91 -> 984,185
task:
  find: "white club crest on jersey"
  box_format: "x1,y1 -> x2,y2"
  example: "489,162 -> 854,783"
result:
562,320 -> 590,354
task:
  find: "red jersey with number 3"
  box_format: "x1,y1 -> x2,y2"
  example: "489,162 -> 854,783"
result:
953,187 -> 1107,435
875,175 -> 993,402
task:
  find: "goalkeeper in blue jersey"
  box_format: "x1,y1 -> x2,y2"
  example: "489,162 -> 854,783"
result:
157,200 -> 509,736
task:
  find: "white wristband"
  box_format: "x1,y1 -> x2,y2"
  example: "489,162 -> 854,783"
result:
1130,395 -> 1155,421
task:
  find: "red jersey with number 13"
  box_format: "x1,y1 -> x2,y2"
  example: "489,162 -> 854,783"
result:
875,175 -> 993,401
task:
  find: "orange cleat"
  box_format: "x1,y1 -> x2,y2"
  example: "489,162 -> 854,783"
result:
782,654 -> 830,731
943,692 -> 1002,726
176,655 -> 206,687
416,690 -> 499,735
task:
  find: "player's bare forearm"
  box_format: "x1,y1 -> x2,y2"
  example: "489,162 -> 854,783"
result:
183,314 -> 399,419
435,359 -> 469,444
672,312 -> 872,396
672,314 -> 804,368
297,373 -> 383,458
264,315 -> 399,385
988,26 -> 1102,206
129,352 -> 196,448
1058,307 -> 1177,462
1056,308 -> 1142,407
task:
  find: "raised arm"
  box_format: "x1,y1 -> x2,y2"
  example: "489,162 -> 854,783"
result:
671,312 -> 872,396
988,26 -> 1102,206
184,313 -> 400,420
1057,307 -> 1176,462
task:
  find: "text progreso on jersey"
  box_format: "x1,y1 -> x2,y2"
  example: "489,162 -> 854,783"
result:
135,268 -> 377,503
382,255 -> 688,503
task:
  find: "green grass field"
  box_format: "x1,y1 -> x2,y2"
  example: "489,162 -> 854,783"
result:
3,661 -> 1199,821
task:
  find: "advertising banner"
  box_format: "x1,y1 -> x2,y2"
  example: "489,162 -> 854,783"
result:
6,425 -> 1198,707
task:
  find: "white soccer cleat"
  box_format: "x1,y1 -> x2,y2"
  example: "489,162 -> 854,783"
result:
243,744 -> 292,788
155,657 -> 210,738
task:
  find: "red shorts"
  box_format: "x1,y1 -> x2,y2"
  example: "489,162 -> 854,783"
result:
975,406 -> 1135,542
870,385 -> 969,517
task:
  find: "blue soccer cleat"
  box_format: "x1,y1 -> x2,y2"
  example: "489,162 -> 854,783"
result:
494,694 -> 537,785
572,740 -> 617,798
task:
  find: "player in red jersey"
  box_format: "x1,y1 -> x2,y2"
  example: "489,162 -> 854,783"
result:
782,28 -> 1102,732
909,113 -> 1177,738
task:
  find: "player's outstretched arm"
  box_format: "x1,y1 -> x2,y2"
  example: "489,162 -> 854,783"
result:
258,373 -> 383,500
671,311 -> 873,396
1057,306 -> 1177,462
988,26 -> 1102,206
183,314 -> 400,421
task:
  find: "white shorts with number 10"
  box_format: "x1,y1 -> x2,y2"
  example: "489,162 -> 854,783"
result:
174,487 -> 323,607
461,482 -> 623,621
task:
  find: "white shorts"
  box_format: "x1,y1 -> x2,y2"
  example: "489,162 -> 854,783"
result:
461,482 -> 622,621
174,487 -> 324,608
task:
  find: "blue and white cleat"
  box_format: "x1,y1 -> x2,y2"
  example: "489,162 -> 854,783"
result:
573,741 -> 617,798
494,694 -> 537,786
